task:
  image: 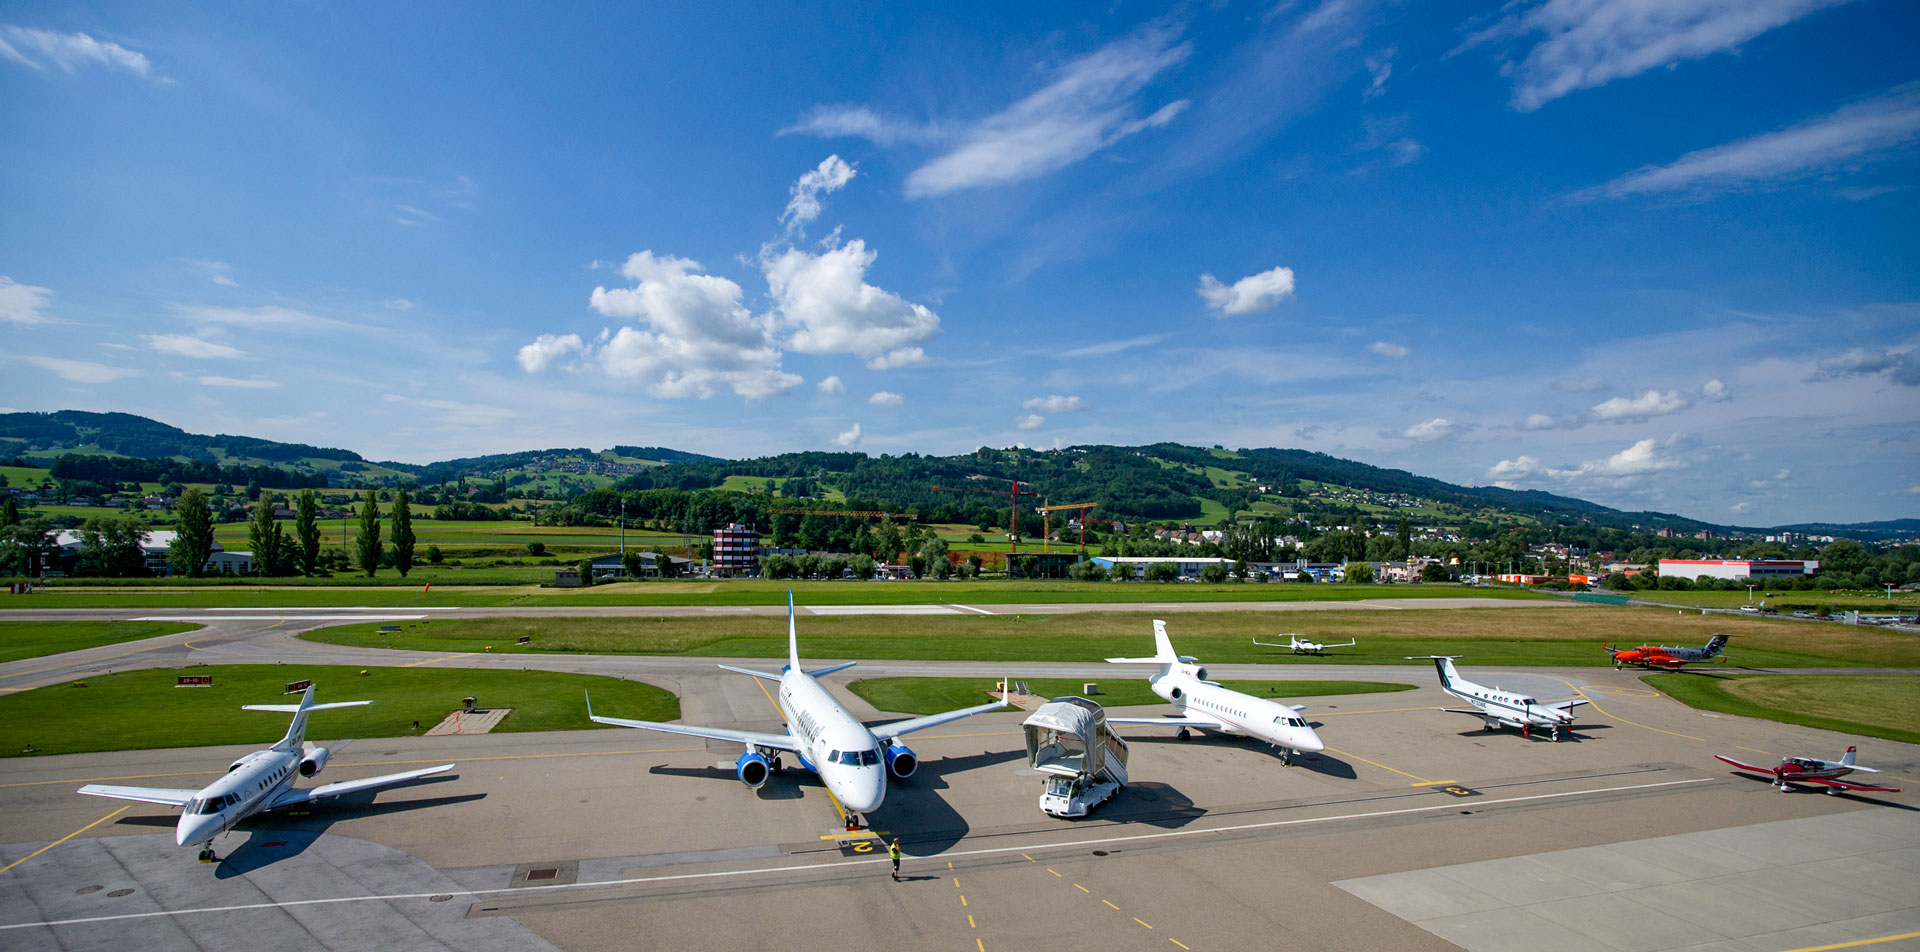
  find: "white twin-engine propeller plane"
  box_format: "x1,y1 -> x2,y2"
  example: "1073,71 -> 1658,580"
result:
588,594 -> 1006,828
1409,655 -> 1585,742
1104,621 -> 1326,764
78,685 -> 454,862
1253,634 -> 1356,655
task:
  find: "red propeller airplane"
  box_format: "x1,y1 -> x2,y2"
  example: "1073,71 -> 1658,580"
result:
1604,633 -> 1733,669
1714,746 -> 1904,794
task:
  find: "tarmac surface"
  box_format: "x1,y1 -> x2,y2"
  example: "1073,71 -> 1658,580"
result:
1,603 -> 1917,951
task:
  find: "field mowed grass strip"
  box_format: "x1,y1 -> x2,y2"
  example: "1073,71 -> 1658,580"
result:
1643,673 -> 1920,746
847,676 -> 1412,716
0,665 -> 678,758
295,606 -> 1920,667
0,621 -> 199,664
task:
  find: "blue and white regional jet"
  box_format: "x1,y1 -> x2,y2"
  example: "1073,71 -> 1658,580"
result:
588,594 -> 1006,827
78,685 -> 454,861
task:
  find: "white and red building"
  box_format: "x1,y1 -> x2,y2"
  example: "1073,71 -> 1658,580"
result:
711,523 -> 760,576
1658,559 -> 1819,582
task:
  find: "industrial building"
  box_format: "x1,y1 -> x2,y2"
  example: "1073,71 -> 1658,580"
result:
710,523 -> 760,576
1658,558 -> 1820,581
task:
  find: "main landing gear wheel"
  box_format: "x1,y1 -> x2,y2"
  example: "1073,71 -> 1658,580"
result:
771,756 -> 782,773
1176,728 -> 1191,741
197,848 -> 217,863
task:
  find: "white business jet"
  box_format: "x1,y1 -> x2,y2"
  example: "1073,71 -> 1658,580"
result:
1253,634 -> 1356,655
588,594 -> 1007,828
78,685 -> 454,861
1104,620 -> 1326,764
1407,655 -> 1585,742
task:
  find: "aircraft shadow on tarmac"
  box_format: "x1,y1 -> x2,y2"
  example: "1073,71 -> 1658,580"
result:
1720,771 -> 1918,811
1446,724 -> 1611,743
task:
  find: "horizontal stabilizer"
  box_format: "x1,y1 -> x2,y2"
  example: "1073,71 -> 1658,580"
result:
716,664 -> 784,681
270,763 -> 454,808
1547,698 -> 1586,712
805,661 -> 857,678
242,701 -> 371,713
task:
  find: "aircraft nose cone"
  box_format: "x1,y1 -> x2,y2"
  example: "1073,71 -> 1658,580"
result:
1299,732 -> 1326,753
834,773 -> 885,814
176,816 -> 211,848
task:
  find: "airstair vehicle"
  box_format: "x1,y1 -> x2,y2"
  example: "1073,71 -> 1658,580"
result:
1023,697 -> 1129,818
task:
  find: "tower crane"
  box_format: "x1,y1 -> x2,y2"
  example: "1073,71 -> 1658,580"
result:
933,478 -> 1038,555
1034,501 -> 1099,554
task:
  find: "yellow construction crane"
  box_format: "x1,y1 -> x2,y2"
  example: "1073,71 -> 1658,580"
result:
1034,501 -> 1098,554
766,508 -> 915,519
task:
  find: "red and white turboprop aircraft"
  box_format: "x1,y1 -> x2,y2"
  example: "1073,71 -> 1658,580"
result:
1714,746 -> 1903,794
1603,633 -> 1732,670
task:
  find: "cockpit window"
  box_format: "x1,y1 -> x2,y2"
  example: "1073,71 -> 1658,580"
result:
1519,697 -> 1538,705
860,748 -> 879,766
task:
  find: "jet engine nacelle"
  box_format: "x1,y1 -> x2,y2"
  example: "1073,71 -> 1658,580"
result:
299,747 -> 330,777
735,751 -> 771,788
884,742 -> 918,780
1179,664 -> 1209,682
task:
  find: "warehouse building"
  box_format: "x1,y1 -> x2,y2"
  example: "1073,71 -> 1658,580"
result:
1658,558 -> 1819,581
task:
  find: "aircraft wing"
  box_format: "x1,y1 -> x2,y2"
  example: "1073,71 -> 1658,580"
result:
1440,707 -> 1493,718
1714,754 -> 1777,774
1106,713 -> 1231,731
588,712 -> 800,752
1801,776 -> 1904,793
872,699 -> 1008,742
1546,698 -> 1586,713
268,764 -> 455,808
76,784 -> 197,807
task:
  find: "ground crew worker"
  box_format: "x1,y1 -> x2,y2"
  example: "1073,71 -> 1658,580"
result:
889,838 -> 903,881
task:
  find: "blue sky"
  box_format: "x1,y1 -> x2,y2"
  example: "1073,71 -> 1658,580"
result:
2,1 -> 1916,526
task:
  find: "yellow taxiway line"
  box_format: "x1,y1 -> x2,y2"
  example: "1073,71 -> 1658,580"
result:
1776,931 -> 1920,952
1322,745 -> 1450,787
0,806 -> 129,876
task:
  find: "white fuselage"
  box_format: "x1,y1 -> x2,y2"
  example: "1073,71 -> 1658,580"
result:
177,748 -> 302,847
1441,677 -> 1573,730
776,670 -> 889,813
1151,667 -> 1325,753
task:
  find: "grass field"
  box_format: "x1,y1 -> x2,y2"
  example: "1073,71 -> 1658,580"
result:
846,676 -> 1413,715
296,606 -> 1920,667
1629,590 -> 1920,614
2,578 -> 1545,608
1644,673 -> 1920,746
0,665 -> 680,758
0,621 -> 199,664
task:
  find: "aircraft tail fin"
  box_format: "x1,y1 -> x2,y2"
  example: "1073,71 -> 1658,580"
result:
1107,620 -> 1183,667
786,590 -> 801,674
1704,633 -> 1731,655
1405,655 -> 1463,689
1841,745 -> 1857,767
242,685 -> 371,752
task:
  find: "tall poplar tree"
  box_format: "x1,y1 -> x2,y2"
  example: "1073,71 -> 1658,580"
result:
294,489 -> 321,576
355,490 -> 382,577
390,489 -> 415,577
248,494 -> 286,576
168,488 -> 216,577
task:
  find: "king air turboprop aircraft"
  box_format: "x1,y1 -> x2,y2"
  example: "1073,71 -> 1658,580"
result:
1604,633 -> 1732,670
1408,655 -> 1585,742
1104,621 -> 1325,764
78,685 -> 454,861
588,594 -> 1007,828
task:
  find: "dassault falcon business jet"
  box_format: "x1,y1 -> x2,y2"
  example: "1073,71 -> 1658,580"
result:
78,685 -> 454,861
1104,620 -> 1326,764
588,594 -> 1007,827
1409,655 -> 1585,742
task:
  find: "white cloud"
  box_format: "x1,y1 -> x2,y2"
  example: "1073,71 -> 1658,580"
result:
1554,376 -> 1609,392
1062,333 -> 1171,358
1809,346 -> 1920,386
1565,435 -> 1691,477
1730,501 -> 1753,513
0,276 -> 54,324
143,334 -> 247,359
197,375 -> 277,389
1468,0 -> 1850,112
1197,265 -> 1296,317
780,105 -> 943,146
1015,414 -> 1045,431
516,333 -> 584,373
867,390 -> 904,407
832,422 -> 862,448
1368,340 -> 1409,358
1363,47 -> 1395,101
393,204 -> 437,227
1577,84 -> 1920,200
764,239 -> 939,369
27,356 -> 136,383
184,260 -> 238,287
172,303 -> 366,334
1022,394 -> 1088,413
1701,378 -> 1730,401
1488,456 -> 1540,480
1905,484 -> 1920,496
1518,413 -> 1562,430
780,155 -> 856,236
1402,417 -> 1458,441
556,251 -> 801,399
901,22 -> 1191,198
384,297 -> 414,311
1590,388 -> 1688,421
817,375 -> 846,395
0,25 -> 161,81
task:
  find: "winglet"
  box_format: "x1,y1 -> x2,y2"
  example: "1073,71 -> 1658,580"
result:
584,690 -> 593,720
787,590 -> 801,674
